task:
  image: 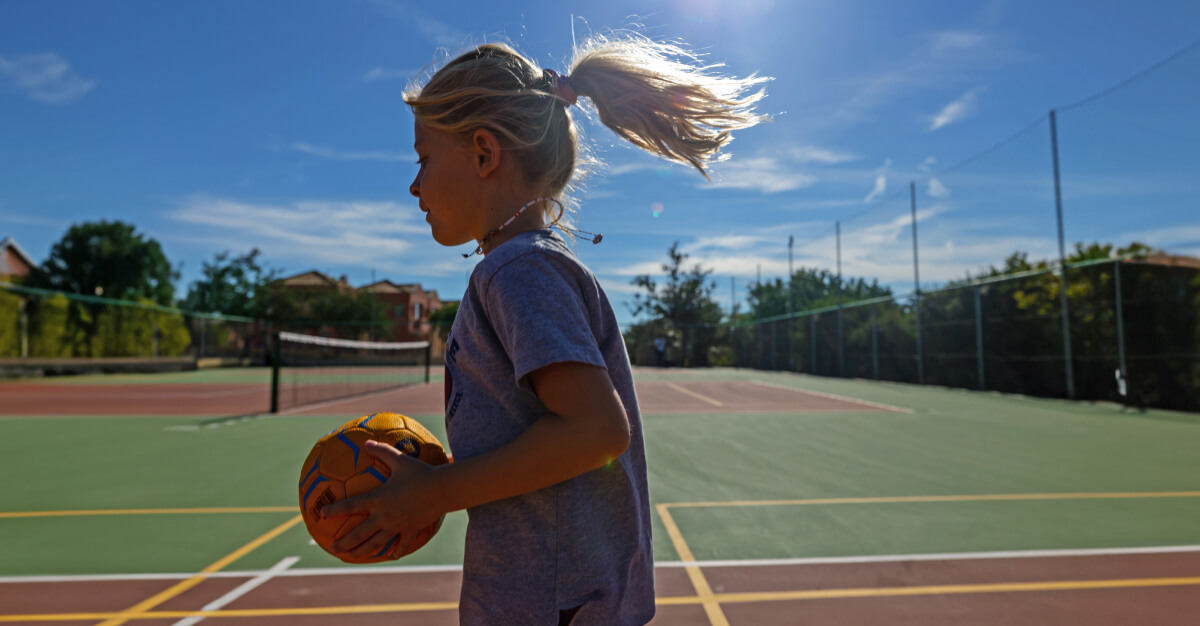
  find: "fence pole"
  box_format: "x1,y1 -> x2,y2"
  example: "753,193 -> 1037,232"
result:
1049,109 -> 1076,399
18,298 -> 28,358
810,314 -> 817,375
910,181 -> 924,384
1114,259 -> 1128,399
871,303 -> 879,380
975,286 -> 985,390
836,221 -> 845,377
788,235 -> 794,371
771,320 -> 777,370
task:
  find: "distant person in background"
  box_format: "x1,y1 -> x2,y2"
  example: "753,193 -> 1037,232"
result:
321,32 -> 768,625
654,336 -> 667,367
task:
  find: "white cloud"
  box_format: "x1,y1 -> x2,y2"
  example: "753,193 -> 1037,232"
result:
363,67 -> 415,82
836,30 -> 1005,124
169,195 -> 429,270
928,177 -> 951,198
368,0 -> 467,46
705,157 -> 820,194
788,146 -> 858,165
0,53 -> 96,105
918,156 -> 937,172
291,141 -> 408,162
864,159 -> 891,203
928,87 -> 985,131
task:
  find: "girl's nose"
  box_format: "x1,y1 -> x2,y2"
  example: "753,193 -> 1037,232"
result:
409,175 -> 420,198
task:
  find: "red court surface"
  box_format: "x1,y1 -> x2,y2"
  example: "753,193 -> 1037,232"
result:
5,550 -> 1200,624
0,378 -> 898,417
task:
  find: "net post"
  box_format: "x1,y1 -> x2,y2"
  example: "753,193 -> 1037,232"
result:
270,331 -> 281,414
975,285 -> 985,390
424,340 -> 432,384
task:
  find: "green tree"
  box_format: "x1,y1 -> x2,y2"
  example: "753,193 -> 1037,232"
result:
182,249 -> 280,319
427,301 -> 459,342
628,242 -> 724,367
28,221 -> 177,356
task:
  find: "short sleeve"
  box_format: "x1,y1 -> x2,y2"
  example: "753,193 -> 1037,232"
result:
482,251 -> 606,386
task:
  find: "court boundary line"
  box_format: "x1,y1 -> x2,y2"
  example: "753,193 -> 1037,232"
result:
749,379 -> 914,413
8,574 -> 1200,622
656,503 -> 729,625
93,515 -> 303,626
169,556 -> 299,626
665,382 -> 724,407
7,544 -> 1200,584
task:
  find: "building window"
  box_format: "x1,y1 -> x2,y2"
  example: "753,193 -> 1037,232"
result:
395,304 -> 406,320
413,302 -> 423,321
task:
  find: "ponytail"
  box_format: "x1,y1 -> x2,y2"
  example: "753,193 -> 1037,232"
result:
569,33 -> 770,178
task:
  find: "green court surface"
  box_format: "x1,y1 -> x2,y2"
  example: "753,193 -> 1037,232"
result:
2,368 -> 1200,578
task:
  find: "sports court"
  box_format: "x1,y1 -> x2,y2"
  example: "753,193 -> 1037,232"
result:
3,366 -> 1200,624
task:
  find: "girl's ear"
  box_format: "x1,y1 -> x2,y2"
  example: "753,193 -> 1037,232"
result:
471,128 -> 502,178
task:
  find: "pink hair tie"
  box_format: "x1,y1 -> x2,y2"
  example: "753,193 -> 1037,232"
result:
542,69 -> 577,107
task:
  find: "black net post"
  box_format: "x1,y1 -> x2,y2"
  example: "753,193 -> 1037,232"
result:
270,331 -> 281,414
424,341 -> 432,383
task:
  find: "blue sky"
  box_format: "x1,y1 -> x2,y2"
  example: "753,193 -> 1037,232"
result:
2,0 -> 1198,328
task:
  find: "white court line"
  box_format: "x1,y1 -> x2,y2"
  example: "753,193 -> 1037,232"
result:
8,545 -> 1200,584
666,382 -> 724,407
163,383 -> 438,431
169,556 -> 299,626
749,380 -> 914,413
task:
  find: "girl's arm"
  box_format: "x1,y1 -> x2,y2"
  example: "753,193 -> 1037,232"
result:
324,360 -> 630,559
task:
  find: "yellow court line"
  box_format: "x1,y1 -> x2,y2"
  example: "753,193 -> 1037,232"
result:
665,382 -> 724,407
94,514 -> 303,626
656,503 -> 729,626
0,506 -> 295,519
666,491 -> 1200,509
9,575 -> 1200,621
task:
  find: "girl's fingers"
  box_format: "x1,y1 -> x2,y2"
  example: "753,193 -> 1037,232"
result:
332,516 -> 378,554
364,439 -> 405,470
348,532 -> 402,560
321,493 -> 367,518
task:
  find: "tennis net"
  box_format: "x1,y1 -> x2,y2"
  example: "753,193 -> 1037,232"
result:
270,331 -> 431,413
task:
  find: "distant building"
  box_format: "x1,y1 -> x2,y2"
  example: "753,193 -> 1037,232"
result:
0,236 -> 35,281
1132,253 -> 1200,270
274,270 -> 353,294
358,279 -> 444,344
272,271 -> 446,348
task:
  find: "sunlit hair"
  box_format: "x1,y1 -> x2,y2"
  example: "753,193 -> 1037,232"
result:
404,32 -> 770,218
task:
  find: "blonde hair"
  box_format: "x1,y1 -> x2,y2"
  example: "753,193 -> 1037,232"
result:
404,32 -> 770,209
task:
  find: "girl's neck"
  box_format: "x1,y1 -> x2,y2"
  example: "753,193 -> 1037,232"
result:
477,197 -> 552,256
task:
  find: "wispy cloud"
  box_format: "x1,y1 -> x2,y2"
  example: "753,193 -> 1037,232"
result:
864,159 -> 891,203
918,156 -> 937,172
0,53 -> 96,105
608,144 -> 856,195
836,30 -> 1006,125
363,67 -> 415,82
291,141 -> 408,162
367,0 -> 468,47
927,177 -> 951,198
705,157 -> 819,194
788,146 -> 859,165
928,87 -> 985,130
169,195 -> 429,270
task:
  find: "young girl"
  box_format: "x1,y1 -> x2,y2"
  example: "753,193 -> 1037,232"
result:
322,33 -> 768,625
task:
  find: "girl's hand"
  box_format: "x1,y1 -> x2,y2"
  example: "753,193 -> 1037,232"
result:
321,439 -> 445,560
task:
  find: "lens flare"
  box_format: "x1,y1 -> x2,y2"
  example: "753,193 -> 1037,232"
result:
651,202 -> 664,217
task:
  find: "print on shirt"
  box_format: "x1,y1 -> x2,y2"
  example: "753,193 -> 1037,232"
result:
444,337 -> 463,422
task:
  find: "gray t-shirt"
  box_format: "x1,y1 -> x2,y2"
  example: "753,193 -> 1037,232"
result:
443,229 -> 655,625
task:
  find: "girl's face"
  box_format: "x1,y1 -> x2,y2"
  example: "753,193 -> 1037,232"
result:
410,123 -> 484,247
